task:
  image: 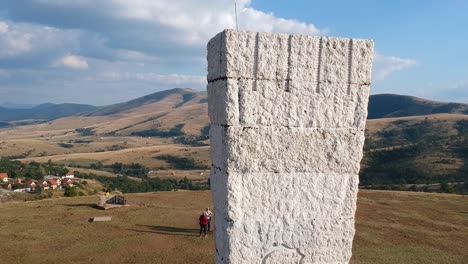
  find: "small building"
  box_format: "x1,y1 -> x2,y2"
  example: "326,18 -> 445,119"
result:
63,173 -> 74,179
45,176 -> 61,185
25,180 -> 37,190
0,173 -> 8,183
61,178 -> 74,187
37,180 -> 50,190
47,180 -> 59,190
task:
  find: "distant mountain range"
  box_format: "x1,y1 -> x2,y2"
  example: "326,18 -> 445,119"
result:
0,103 -> 99,122
1,89 -> 467,124
1,88 -> 467,191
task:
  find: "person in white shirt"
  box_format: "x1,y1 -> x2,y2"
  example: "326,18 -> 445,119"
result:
204,207 -> 213,232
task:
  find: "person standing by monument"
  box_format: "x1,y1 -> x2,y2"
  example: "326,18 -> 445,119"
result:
204,207 -> 213,232
199,212 -> 208,237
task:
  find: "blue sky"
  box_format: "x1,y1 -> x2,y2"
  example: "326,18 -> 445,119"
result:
0,0 -> 467,105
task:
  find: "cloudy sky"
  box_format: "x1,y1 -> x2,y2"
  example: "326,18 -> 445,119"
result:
0,0 -> 467,105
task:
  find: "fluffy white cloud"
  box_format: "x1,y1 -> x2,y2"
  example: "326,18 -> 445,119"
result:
53,55 -> 89,70
0,21 -> 32,57
238,7 -> 323,35
0,20 -> 80,62
1,1 -> 325,50
0,1 -> 328,103
0,1 -> 425,104
0,21 -> 8,33
372,52 -> 417,81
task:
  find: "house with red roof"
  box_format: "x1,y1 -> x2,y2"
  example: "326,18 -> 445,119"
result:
24,180 -> 37,191
61,178 -> 74,187
47,179 -> 59,190
37,180 -> 50,190
0,173 -> 8,183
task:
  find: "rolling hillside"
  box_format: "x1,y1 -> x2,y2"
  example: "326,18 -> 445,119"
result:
0,89 -> 467,192
362,114 -> 468,191
368,94 -> 468,119
87,88 -> 202,116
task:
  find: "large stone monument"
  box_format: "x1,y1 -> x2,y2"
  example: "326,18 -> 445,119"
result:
207,30 -> 374,263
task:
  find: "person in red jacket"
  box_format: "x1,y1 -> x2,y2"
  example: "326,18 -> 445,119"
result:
199,213 -> 209,237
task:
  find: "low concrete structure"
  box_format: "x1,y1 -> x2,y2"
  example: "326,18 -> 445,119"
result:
208,30 -> 373,263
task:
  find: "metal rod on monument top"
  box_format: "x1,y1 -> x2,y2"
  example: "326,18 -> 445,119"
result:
235,2 -> 238,30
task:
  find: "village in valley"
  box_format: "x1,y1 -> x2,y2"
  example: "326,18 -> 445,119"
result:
1,171 -> 79,193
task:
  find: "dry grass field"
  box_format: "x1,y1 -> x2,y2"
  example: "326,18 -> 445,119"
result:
365,113 -> 468,138
19,144 -> 210,169
0,190 -> 466,264
0,91 -> 210,176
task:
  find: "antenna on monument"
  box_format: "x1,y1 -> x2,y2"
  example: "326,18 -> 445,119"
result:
235,1 -> 238,30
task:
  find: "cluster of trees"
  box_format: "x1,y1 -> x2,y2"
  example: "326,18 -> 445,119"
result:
173,125 -> 210,146
131,124 -> 185,138
75,172 -> 180,193
73,171 -> 210,193
87,162 -> 149,179
155,155 -> 209,170
63,186 -> 83,197
131,124 -> 210,147
0,158 -> 68,180
456,120 -> 468,135
106,162 -> 149,178
75,127 -> 95,136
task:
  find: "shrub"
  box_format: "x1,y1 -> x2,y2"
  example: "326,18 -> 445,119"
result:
64,186 -> 78,197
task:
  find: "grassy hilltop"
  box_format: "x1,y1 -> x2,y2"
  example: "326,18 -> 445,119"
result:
0,190 -> 466,264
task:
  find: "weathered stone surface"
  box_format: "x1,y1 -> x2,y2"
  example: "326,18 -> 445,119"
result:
289,34 -> 321,86
210,125 -> 365,175
207,30 -> 373,264
207,30 -> 257,81
210,170 -> 358,263
256,32 -> 289,81
209,78 -> 370,129
207,30 -> 374,85
207,79 -> 239,126
350,39 -> 374,85
239,80 -> 370,129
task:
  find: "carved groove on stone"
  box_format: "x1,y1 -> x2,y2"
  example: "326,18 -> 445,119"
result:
253,32 -> 260,92
347,38 -> 353,95
262,244 -> 305,264
285,34 -> 292,92
316,37 -> 323,93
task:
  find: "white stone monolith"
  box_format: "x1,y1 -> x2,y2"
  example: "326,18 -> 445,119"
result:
207,30 -> 374,264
